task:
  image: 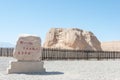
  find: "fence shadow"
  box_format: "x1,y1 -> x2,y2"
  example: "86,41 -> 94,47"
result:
14,71 -> 64,75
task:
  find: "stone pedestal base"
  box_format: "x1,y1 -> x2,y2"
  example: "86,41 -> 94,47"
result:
7,61 -> 46,74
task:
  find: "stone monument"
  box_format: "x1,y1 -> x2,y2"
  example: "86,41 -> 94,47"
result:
7,34 -> 45,74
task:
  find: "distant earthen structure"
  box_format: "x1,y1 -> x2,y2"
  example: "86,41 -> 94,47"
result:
43,28 -> 102,51
101,41 -> 120,51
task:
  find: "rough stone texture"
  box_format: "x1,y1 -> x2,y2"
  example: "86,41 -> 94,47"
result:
13,34 -> 42,61
43,28 -> 102,51
101,41 -> 120,51
7,61 -> 45,74
7,34 -> 45,74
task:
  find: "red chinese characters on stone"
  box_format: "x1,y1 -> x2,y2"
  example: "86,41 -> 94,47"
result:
20,41 -> 33,45
17,47 -> 40,55
26,47 -> 28,50
20,41 -> 23,44
22,47 -> 40,51
32,48 -> 35,50
29,48 -> 31,50
28,52 -> 30,55
17,51 -> 31,55
18,52 -> 20,54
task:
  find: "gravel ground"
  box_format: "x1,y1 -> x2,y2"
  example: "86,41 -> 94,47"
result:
0,57 -> 120,80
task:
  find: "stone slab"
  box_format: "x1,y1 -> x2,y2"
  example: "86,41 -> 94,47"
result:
7,61 -> 45,74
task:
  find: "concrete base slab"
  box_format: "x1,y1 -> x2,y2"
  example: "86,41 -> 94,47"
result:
7,61 -> 46,74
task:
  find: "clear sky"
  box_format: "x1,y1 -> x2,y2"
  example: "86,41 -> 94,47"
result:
0,0 -> 120,44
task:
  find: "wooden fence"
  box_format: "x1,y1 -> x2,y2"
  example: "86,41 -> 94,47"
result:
42,48 -> 120,60
0,48 -> 14,57
1,48 -> 120,60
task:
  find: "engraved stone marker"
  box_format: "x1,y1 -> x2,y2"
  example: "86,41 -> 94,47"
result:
14,35 -> 42,61
7,34 -> 45,74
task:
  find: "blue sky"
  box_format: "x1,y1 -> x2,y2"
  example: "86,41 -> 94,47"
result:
0,0 -> 120,44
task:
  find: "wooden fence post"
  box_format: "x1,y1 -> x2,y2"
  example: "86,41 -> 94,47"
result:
97,51 -> 99,60
86,51 -> 89,60
7,48 -> 8,57
0,48 -> 1,56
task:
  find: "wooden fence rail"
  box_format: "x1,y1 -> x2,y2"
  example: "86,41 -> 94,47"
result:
1,48 -> 120,60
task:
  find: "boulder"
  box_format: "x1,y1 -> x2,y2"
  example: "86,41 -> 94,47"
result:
7,34 -> 45,74
13,34 -> 42,61
43,28 -> 102,51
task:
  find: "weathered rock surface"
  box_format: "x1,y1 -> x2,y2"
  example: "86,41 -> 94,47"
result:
43,28 -> 102,51
7,34 -> 45,74
13,34 -> 42,61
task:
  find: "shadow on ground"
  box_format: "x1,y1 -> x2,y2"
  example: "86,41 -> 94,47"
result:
12,71 -> 64,75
